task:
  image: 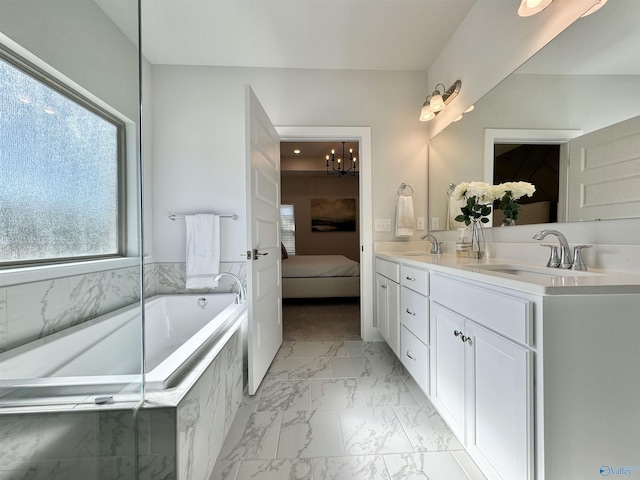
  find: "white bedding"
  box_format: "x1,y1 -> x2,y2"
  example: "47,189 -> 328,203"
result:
282,255 -> 360,278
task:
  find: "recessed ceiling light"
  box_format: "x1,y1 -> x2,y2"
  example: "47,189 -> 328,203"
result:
293,149 -> 301,154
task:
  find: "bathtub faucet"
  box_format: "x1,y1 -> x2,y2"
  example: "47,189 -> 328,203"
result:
214,273 -> 247,304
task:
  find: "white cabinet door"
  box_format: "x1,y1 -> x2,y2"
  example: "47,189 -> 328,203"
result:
430,302 -> 466,440
466,321 -> 532,480
387,279 -> 400,356
376,273 -> 389,341
376,273 -> 400,356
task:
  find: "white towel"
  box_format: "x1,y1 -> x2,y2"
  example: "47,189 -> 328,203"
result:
395,195 -> 414,237
185,214 -> 220,289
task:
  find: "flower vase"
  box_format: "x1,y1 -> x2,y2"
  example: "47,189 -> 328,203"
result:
502,218 -> 516,227
468,219 -> 486,259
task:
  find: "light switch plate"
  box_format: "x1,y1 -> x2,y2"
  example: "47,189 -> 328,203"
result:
416,217 -> 425,230
431,217 -> 440,230
375,219 -> 391,232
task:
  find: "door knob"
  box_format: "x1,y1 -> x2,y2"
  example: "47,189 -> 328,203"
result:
253,249 -> 269,260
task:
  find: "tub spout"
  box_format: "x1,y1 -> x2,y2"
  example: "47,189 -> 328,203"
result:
214,273 -> 247,303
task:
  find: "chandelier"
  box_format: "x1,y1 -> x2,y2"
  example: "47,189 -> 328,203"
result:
325,142 -> 357,176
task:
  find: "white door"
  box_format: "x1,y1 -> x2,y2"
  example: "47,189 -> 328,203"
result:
567,115 -> 640,221
246,86 -> 282,395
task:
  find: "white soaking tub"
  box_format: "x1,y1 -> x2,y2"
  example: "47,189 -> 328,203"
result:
0,293 -> 246,403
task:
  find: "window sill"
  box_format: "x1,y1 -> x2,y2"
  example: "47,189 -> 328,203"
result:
0,257 -> 141,288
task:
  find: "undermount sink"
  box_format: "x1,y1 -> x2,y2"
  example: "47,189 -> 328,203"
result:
470,264 -> 604,279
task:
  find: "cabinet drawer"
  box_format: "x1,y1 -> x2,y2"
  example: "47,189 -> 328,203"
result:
431,273 -> 531,345
400,325 -> 429,395
401,264 -> 429,294
401,287 -> 429,344
376,257 -> 400,282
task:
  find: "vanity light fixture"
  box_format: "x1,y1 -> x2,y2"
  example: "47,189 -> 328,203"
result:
419,80 -> 462,122
581,0 -> 606,16
518,0 -> 554,17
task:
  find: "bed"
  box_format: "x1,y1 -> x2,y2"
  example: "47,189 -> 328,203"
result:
281,254 -> 360,298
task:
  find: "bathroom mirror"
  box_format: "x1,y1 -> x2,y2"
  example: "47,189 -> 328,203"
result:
428,1 -> 640,231
0,0 -> 143,405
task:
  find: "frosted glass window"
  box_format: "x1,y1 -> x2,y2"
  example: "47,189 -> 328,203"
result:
280,204 -> 295,255
0,57 -> 123,264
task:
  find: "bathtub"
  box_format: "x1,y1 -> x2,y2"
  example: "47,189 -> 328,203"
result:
0,293 -> 246,403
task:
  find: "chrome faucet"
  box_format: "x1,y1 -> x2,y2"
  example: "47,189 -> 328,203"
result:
214,273 -> 247,303
420,233 -> 442,255
532,229 -> 572,269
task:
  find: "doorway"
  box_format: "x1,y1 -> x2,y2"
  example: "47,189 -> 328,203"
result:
280,140 -> 361,341
276,126 -> 375,341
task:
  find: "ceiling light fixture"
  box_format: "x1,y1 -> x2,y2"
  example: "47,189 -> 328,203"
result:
325,142 -> 357,176
581,0 -> 606,17
293,149 -> 301,154
419,80 -> 462,122
518,0 -> 554,17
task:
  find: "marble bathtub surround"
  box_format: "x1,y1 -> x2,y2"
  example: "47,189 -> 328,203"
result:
1,265 -> 140,352
152,262 -> 246,296
214,340 -> 486,480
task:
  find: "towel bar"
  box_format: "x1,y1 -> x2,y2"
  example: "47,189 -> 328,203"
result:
169,214 -> 238,221
398,183 -> 414,196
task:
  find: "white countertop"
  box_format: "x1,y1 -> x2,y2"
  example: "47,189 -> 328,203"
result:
376,251 -> 640,295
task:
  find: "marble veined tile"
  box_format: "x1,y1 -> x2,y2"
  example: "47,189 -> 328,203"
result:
257,380 -> 311,412
339,408 -> 412,455
310,378 -> 366,410
218,411 -> 282,462
341,341 -> 388,358
383,452 -> 471,480
313,455 -> 391,480
330,357 -> 374,378
276,341 -> 349,359
403,377 -> 430,406
357,377 -> 418,408
394,406 -> 463,452
0,288 -> 7,353
368,354 -> 408,378
265,358 -> 332,380
235,458 -> 312,480
277,409 -> 345,458
208,461 -> 239,480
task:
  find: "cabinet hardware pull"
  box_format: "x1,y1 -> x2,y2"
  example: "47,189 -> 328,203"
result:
454,330 -> 462,337
406,351 -> 416,361
405,308 -> 415,316
461,335 -> 472,345
406,276 -> 415,281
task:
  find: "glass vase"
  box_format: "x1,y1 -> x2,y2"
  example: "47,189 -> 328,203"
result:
502,218 -> 516,227
468,218 -> 486,259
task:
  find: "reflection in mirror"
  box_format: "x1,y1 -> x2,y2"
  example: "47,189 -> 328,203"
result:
0,0 -> 142,407
429,0 -> 640,231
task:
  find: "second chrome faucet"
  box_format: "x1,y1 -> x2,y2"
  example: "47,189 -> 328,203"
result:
532,229 -> 590,271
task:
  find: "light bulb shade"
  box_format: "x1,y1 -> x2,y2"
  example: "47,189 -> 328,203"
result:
518,0 -> 553,16
430,93 -> 445,112
419,103 -> 435,122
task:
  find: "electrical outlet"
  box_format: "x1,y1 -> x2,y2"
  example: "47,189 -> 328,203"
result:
431,217 -> 440,230
375,219 -> 391,232
416,217 -> 425,231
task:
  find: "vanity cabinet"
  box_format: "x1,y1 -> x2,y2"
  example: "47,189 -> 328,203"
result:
375,258 -> 400,356
400,264 -> 430,394
430,273 -> 533,480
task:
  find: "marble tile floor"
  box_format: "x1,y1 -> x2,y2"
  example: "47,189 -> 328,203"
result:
210,341 -> 487,480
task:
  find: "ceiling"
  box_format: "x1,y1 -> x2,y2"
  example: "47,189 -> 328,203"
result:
96,0 -> 476,71
281,141 -> 359,174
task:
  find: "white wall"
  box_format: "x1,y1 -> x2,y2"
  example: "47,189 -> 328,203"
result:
151,65 -> 429,263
